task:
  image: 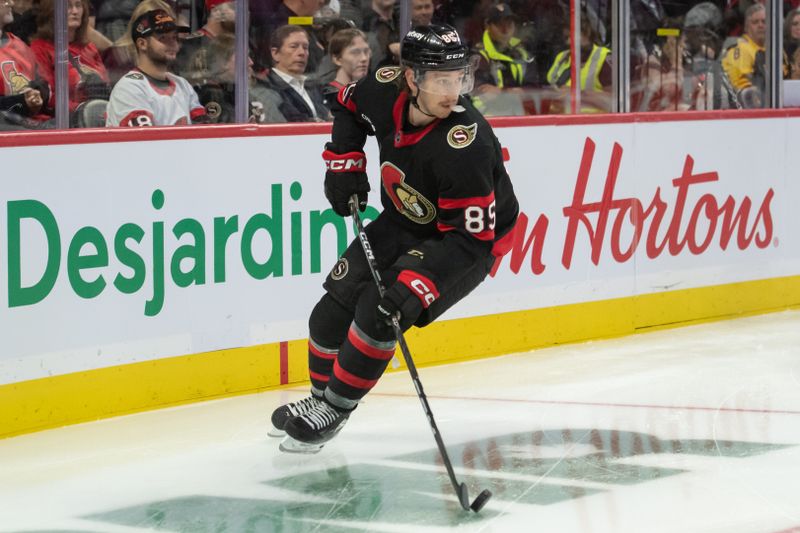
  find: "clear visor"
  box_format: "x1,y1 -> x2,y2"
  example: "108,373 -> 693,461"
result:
414,61 -> 476,96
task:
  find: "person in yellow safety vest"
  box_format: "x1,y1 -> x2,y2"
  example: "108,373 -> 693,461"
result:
721,3 -> 787,108
471,3 -> 538,114
546,15 -> 612,113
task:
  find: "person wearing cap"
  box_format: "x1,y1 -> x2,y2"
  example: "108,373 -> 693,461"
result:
106,9 -> 207,126
471,3 -> 537,114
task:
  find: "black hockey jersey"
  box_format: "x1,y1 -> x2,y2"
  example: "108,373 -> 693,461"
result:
329,65 -> 519,280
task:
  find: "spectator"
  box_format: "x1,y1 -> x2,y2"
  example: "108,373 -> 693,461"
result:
1,0 -> 51,127
249,0 -> 325,75
472,4 -> 537,97
105,9 -> 207,126
785,8 -> 800,59
5,0 -> 35,43
636,22 -> 694,111
546,14 -> 612,112
255,24 -> 330,121
175,0 -> 236,84
93,0 -> 145,43
411,0 -> 434,26
362,0 -> 399,68
31,0 -> 111,113
721,3 -> 774,108
195,34 -> 285,123
102,0 -> 174,85
322,27 -> 370,108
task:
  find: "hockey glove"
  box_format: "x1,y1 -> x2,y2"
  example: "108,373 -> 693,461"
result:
376,270 -> 440,327
323,145 -> 369,217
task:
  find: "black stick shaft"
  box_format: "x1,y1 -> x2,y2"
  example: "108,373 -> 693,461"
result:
348,197 -> 470,510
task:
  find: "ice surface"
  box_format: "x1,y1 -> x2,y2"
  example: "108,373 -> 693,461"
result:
1,310 -> 799,532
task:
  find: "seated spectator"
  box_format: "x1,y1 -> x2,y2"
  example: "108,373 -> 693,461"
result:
195,34 -> 285,123
94,0 -> 145,43
249,0 -> 326,76
546,14 -> 612,113
31,0 -> 111,114
0,0 -> 52,128
636,22 -> 693,111
102,0 -> 174,85
785,8 -> 800,60
176,0 -> 235,84
720,4 -> 788,108
105,9 -> 207,126
471,2 -> 538,112
361,0 -> 399,68
321,27 -> 370,108
411,0 -> 434,26
5,0 -> 35,43
255,24 -> 330,121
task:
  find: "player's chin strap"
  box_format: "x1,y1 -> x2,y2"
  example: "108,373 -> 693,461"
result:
409,87 -> 438,119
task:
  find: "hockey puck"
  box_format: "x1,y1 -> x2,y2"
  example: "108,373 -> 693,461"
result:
470,489 -> 492,512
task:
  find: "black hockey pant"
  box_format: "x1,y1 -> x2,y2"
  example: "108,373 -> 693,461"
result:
306,213 -> 494,410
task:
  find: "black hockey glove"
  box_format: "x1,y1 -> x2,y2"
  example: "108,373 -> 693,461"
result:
376,270 -> 440,327
322,146 -> 369,217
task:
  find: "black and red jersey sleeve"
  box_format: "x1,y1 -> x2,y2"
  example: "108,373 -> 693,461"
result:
329,80 -> 370,153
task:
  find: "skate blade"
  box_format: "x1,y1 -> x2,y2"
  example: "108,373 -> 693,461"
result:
279,435 -> 324,454
267,426 -> 285,438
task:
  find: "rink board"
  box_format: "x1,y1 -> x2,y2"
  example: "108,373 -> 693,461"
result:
1,111 -> 800,438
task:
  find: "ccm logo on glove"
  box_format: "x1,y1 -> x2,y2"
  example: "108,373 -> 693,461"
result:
398,270 -> 439,308
323,150 -> 366,172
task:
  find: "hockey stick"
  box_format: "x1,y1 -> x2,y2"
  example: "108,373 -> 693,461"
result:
348,196 -> 492,513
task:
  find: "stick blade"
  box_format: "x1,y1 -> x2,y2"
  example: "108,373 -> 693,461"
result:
458,482 -> 470,510
470,489 -> 492,513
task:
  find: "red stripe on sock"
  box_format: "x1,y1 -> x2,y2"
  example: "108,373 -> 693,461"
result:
309,342 -> 337,360
347,327 -> 395,360
333,361 -> 378,389
309,370 -> 330,383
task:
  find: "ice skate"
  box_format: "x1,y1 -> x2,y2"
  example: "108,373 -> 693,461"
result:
279,400 -> 352,453
268,395 -> 322,437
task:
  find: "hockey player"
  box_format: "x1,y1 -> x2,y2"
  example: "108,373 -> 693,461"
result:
106,9 -> 207,127
271,23 -> 519,453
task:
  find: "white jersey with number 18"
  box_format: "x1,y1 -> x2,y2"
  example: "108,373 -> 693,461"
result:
106,69 -> 206,127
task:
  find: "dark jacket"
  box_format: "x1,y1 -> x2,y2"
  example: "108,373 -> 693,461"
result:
256,69 -> 330,122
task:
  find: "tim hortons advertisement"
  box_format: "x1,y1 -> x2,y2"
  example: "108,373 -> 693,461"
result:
0,118 -> 796,383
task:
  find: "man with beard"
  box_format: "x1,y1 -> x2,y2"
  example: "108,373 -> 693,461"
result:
106,9 -> 207,126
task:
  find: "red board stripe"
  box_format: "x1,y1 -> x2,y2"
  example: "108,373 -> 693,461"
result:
279,341 -> 289,385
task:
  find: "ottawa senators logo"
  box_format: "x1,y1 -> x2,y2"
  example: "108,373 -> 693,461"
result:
1,61 -> 31,94
381,162 -> 436,224
330,258 -> 349,280
205,101 -> 222,119
447,123 -> 477,149
375,66 -> 402,83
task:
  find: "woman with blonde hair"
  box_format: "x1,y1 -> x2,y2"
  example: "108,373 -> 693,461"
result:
30,0 -> 110,112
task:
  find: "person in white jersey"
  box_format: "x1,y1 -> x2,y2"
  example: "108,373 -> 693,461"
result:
106,9 -> 207,126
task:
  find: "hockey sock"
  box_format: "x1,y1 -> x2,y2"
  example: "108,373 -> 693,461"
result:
325,320 -> 396,410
